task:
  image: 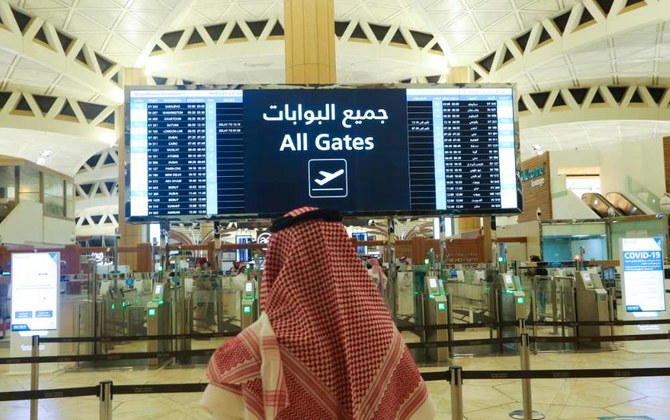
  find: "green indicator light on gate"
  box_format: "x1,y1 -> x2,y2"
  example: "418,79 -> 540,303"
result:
243,306 -> 252,314
148,308 -> 156,317
517,297 -> 524,304
111,303 -> 115,310
437,302 -> 447,311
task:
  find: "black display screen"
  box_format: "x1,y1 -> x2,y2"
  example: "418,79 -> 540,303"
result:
125,85 -> 521,221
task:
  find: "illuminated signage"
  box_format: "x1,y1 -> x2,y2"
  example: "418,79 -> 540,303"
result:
126,85 -> 521,220
11,253 -> 60,332
621,237 -> 665,312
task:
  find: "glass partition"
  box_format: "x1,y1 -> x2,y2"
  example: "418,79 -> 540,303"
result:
66,181 -> 74,218
541,222 -> 608,262
609,218 -> 667,260
44,172 -> 64,217
19,165 -> 40,203
0,166 -> 16,220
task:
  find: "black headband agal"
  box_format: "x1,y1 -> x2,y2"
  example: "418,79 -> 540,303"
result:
269,209 -> 343,233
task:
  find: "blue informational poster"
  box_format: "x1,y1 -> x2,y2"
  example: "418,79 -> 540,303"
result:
621,237 -> 665,312
11,252 -> 60,331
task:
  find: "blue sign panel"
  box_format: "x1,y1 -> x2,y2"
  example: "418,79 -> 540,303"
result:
621,237 -> 665,313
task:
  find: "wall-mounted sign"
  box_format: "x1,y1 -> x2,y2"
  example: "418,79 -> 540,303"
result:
11,252 -> 60,332
621,237 -> 665,312
126,85 -> 522,220
518,154 -> 552,222
519,164 -> 545,182
256,232 -> 272,244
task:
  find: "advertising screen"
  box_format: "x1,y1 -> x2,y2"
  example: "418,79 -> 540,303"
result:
126,85 -> 521,220
11,252 -> 60,332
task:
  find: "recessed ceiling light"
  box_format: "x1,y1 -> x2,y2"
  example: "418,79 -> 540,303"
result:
40,150 -> 52,157
36,157 -> 46,166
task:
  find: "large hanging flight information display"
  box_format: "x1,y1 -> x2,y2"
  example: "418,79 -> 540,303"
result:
126,85 -> 521,220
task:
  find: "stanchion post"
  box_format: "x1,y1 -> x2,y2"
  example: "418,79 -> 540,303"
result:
608,286 -> 616,348
447,293 -> 454,346
551,277 -> 558,335
510,320 -> 545,420
449,365 -> 464,420
99,380 -> 113,420
30,334 -> 39,420
520,332 -> 532,420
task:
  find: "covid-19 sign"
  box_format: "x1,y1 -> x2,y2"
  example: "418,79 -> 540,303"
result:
621,237 -> 665,312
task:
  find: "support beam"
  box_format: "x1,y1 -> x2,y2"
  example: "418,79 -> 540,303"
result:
518,84 -> 670,130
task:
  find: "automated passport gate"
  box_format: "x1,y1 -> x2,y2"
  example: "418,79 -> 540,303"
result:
424,276 -> 449,362
498,273 -> 528,352
574,271 -> 610,349
240,279 -> 258,329
147,283 -> 171,367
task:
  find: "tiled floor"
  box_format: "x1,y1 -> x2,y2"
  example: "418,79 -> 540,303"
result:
1,337 -> 670,420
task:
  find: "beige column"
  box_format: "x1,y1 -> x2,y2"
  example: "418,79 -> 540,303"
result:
447,66 -> 471,84
284,0 -> 336,84
117,68 -> 147,269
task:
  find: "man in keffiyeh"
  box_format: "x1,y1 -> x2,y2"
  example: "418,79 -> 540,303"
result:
201,207 -> 435,419
367,257 -> 388,298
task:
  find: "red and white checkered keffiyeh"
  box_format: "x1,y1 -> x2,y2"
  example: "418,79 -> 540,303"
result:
202,207 -> 435,419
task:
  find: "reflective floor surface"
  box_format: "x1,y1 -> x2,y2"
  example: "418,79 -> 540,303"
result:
1,339 -> 670,420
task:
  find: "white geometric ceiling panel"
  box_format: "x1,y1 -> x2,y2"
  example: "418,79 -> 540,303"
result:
0,128 -> 110,177
173,0 -> 280,28
13,0 -> 183,66
432,0 -> 582,65
520,120 -> 670,160
2,58 -> 58,91
52,76 -> 107,103
514,21 -> 670,93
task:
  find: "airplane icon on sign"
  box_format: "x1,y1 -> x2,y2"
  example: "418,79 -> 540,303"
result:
314,169 -> 344,186
308,159 -> 348,198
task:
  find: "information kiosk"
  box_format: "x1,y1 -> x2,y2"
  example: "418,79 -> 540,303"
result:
424,276 -> 449,362
240,280 -> 258,329
498,273 -> 528,351
575,271 -> 609,348
147,283 -> 170,366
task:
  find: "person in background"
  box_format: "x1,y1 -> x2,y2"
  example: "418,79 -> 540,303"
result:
529,255 -> 549,322
367,257 -> 388,298
201,207 -> 435,419
231,261 -> 246,276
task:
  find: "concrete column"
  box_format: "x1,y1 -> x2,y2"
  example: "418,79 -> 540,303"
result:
284,0 -> 336,84
116,68 -> 147,269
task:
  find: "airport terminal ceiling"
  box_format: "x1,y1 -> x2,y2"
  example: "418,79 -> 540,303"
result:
0,0 -> 667,231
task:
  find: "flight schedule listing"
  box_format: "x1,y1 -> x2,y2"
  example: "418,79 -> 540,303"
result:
127,87 -> 520,220
145,102 -> 207,216
406,88 -> 518,213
